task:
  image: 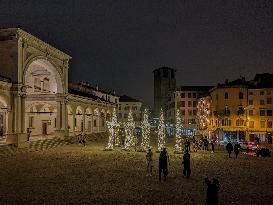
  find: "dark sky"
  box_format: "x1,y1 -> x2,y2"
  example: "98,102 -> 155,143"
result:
1,0 -> 273,107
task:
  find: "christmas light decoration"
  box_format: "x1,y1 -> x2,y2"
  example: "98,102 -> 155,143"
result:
105,108 -> 120,150
140,108 -> 151,151
157,108 -> 166,151
124,109 -> 135,150
197,97 -> 211,130
174,109 -> 183,153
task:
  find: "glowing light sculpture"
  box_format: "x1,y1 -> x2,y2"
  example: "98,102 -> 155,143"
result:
174,109 -> 183,153
124,109 -> 135,150
157,108 -> 166,151
105,108 -> 120,150
140,108 -> 151,151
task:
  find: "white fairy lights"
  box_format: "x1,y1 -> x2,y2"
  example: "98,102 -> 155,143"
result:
140,108 -> 151,151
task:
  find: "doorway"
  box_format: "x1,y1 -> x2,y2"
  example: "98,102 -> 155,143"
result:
42,122 -> 48,135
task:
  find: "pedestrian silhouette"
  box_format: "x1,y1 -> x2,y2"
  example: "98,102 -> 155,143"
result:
159,148 -> 169,181
205,177 -> 220,205
182,150 -> 191,178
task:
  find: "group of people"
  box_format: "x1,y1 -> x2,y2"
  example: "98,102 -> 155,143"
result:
189,137 -> 216,153
226,141 -> 241,158
146,147 -> 191,181
145,147 -> 220,204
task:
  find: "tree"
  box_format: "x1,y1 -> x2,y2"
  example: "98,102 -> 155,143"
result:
105,108 -> 120,150
157,108 -> 166,151
140,108 -> 151,151
124,109 -> 135,150
174,109 -> 183,153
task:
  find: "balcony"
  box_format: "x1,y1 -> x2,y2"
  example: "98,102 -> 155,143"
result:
213,110 -> 230,117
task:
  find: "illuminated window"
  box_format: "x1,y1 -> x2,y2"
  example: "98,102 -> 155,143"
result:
267,121 -> 272,128
260,121 -> 265,128
249,121 -> 254,128
249,110 -> 254,116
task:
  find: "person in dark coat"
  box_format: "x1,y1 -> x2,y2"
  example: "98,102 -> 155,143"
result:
204,138 -> 209,151
234,142 -> 241,158
205,177 -> 220,205
226,141 -> 233,158
159,148 -> 170,181
182,150 -> 191,178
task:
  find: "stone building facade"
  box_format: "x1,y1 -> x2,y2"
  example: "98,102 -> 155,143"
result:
0,28 -> 117,146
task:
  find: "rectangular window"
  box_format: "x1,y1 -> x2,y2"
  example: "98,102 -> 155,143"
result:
54,118 -> 56,128
249,121 -> 254,128
193,110 -> 197,115
260,110 -> 265,116
29,116 -> 34,128
94,119 -> 97,127
260,121 -> 265,128
193,93 -> 196,98
249,91 -> 253,95
74,118 -> 77,127
188,110 -> 192,116
266,90 -> 271,95
260,100 -> 265,105
249,100 -> 253,105
267,110 -> 272,116
267,98 -> 272,104
249,110 -> 254,116
188,93 -> 191,98
193,101 -> 197,107
260,91 -> 264,95
181,101 -> 185,107
181,110 -> 185,115
188,101 -> 191,107
181,93 -> 185,98
267,121 -> 272,128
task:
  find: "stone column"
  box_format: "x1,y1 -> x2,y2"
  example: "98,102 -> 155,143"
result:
56,101 -> 61,130
82,109 -> 86,134
20,94 -> 26,134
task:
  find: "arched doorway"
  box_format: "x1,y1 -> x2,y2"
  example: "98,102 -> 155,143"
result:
24,58 -> 66,139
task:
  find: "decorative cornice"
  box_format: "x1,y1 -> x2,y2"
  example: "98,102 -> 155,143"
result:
1,28 -> 71,60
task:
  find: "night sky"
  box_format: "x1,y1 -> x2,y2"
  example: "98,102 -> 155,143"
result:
1,0 -> 273,107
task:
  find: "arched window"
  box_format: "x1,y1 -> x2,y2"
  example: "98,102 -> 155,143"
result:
43,78 -> 50,92
224,92 -> 228,99
34,78 -> 41,92
239,92 -> 244,99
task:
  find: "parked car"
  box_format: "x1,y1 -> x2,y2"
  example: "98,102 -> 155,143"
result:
240,142 -> 259,150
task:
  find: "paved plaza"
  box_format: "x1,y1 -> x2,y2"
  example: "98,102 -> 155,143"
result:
0,139 -> 273,205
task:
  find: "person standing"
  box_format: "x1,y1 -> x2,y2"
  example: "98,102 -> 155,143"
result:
182,150 -> 191,178
234,142 -> 241,158
204,138 -> 209,151
146,148 -> 153,176
159,148 -> 170,182
226,141 -> 233,158
205,177 -> 221,205
185,139 -> 191,152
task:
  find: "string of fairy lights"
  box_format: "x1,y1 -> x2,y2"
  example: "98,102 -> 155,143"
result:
105,108 -> 120,150
174,109 -> 183,153
196,97 -> 211,130
157,108 -> 166,151
140,108 -> 151,151
124,109 -> 135,150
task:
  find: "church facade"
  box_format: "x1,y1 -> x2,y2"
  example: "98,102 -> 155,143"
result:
0,28 -> 117,147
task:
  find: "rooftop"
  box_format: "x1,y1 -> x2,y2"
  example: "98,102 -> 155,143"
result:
119,95 -> 141,103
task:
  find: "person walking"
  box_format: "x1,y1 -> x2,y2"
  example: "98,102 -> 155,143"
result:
226,141 -> 233,158
182,150 -> 191,178
146,148 -> 153,176
204,138 -> 209,151
234,142 -> 241,158
205,177 -> 221,205
159,148 -> 170,182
